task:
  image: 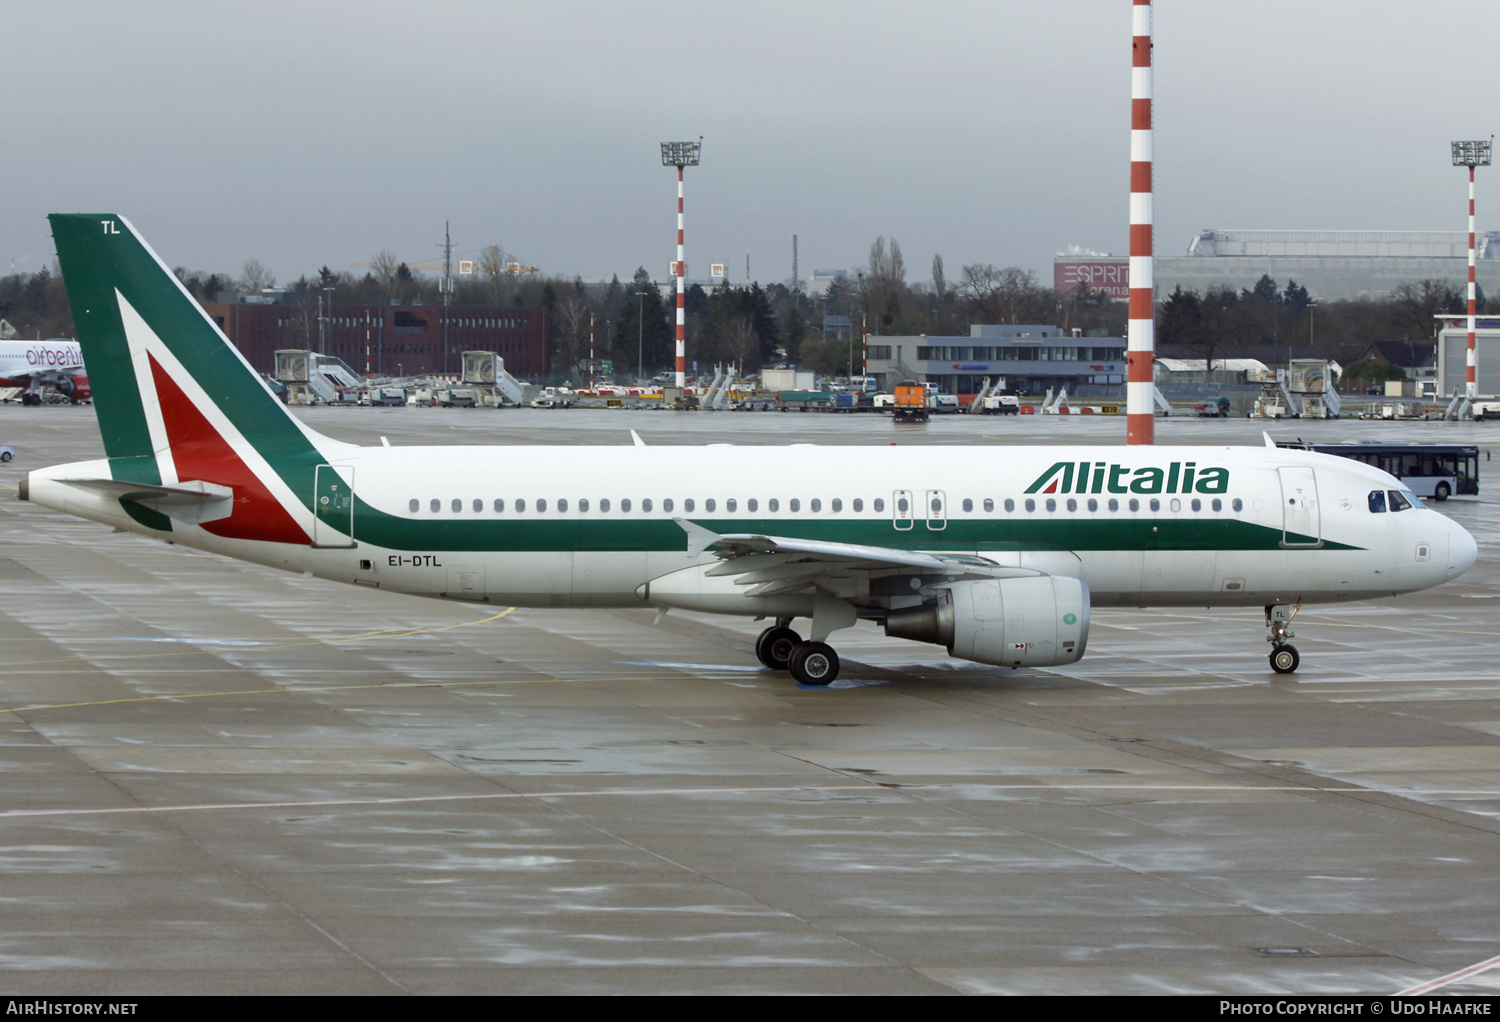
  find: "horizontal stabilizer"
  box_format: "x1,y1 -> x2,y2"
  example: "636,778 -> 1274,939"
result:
58,478 -> 234,525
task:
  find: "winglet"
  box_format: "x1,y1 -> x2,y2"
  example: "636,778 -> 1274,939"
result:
1263,430 -> 1275,448
630,430 -> 646,447
674,517 -> 722,557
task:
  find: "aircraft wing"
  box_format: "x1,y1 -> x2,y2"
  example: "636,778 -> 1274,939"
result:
56,478 -> 234,525
674,518 -> 1039,598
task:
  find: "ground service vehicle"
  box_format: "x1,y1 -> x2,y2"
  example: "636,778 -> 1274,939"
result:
892,380 -> 929,422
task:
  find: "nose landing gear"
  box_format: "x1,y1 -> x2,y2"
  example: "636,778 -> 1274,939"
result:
1266,604 -> 1300,674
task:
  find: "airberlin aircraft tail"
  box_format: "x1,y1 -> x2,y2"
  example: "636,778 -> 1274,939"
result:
44,214 -> 344,545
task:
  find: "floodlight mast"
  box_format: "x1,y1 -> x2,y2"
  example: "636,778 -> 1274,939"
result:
661,139 -> 702,391
1126,0 -> 1155,445
1453,139 -> 1492,404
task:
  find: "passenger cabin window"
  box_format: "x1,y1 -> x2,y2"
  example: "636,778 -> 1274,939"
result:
600,498 -> 610,512
769,498 -> 780,512
684,499 -> 695,512
983,499 -> 993,512
473,499 -> 483,513
430,499 -> 440,513
557,499 -> 567,512
1369,490 -> 1387,513
896,496 -> 908,513
537,499 -> 547,512
1004,499 -> 1015,512
1128,499 -> 1139,512
724,498 -> 735,512
620,498 -> 630,512
1066,498 -> 1077,512
1190,498 -> 1201,512
642,498 -> 652,512
1149,498 -> 1161,512
1087,498 -> 1098,512
1045,499 -> 1057,512
663,498 -> 674,513
1024,499 -> 1035,512
1107,498 -> 1118,512
494,499 -> 505,512
810,498 -> 821,512
1211,498 -> 1222,511
452,499 -> 462,512
516,499 -> 526,512
1231,498 -> 1243,512
852,498 -> 863,512
579,499 -> 589,512
873,498 -> 885,512
962,498 -> 973,513
831,499 -> 841,512
409,499 -> 419,512
789,499 -> 800,512
747,499 -> 758,512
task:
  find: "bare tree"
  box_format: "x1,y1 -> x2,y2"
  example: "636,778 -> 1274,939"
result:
369,251 -> 400,299
957,264 -> 1042,324
476,244 -> 510,305
238,258 -> 276,293
931,253 -> 946,300
554,290 -> 591,373
719,315 -> 757,368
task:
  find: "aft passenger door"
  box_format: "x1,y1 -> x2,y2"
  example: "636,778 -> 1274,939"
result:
313,464 -> 356,548
1278,466 -> 1321,548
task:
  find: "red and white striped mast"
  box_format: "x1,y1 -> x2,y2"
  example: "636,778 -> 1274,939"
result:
1452,139 -> 1492,409
1126,0 -> 1155,445
661,139 -> 702,392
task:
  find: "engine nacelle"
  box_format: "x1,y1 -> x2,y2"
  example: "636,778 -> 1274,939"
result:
885,576 -> 1090,668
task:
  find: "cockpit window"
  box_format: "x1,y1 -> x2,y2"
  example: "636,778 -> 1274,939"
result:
1402,490 -> 1426,509
1368,490 -> 1386,513
1387,490 -> 1413,512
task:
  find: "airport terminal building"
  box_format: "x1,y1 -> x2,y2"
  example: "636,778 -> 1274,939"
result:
1056,229 -> 1500,301
202,293 -> 550,379
863,324 -> 1126,396
1436,316 -> 1500,397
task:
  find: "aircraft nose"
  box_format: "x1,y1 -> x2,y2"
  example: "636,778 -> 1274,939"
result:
1448,518 -> 1478,579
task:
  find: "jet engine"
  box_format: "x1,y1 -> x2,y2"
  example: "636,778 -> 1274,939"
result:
884,576 -> 1090,668
55,375 -> 75,399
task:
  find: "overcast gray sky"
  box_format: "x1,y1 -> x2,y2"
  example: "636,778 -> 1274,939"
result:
8,1 -> 1497,288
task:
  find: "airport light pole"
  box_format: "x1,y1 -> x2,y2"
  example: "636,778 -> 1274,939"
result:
1126,0 -> 1155,445
1453,139 -> 1492,405
661,139 -> 702,390
634,291 -> 648,383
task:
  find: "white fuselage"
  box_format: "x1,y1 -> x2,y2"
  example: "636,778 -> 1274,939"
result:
0,339 -> 84,385
26,443 -> 1477,614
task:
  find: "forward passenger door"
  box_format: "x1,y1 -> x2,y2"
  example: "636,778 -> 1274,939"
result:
1278,466 -> 1321,548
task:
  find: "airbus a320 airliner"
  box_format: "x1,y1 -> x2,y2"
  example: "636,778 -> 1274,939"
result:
21,215 -> 1478,684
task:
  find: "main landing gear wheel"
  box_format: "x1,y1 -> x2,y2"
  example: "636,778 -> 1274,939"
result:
755,626 -> 802,670
1269,644 -> 1300,674
789,642 -> 840,686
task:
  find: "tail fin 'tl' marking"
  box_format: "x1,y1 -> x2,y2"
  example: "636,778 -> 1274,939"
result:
50,214 -> 340,543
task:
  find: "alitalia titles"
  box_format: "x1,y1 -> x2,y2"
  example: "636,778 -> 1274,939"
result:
1025,461 -> 1229,496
